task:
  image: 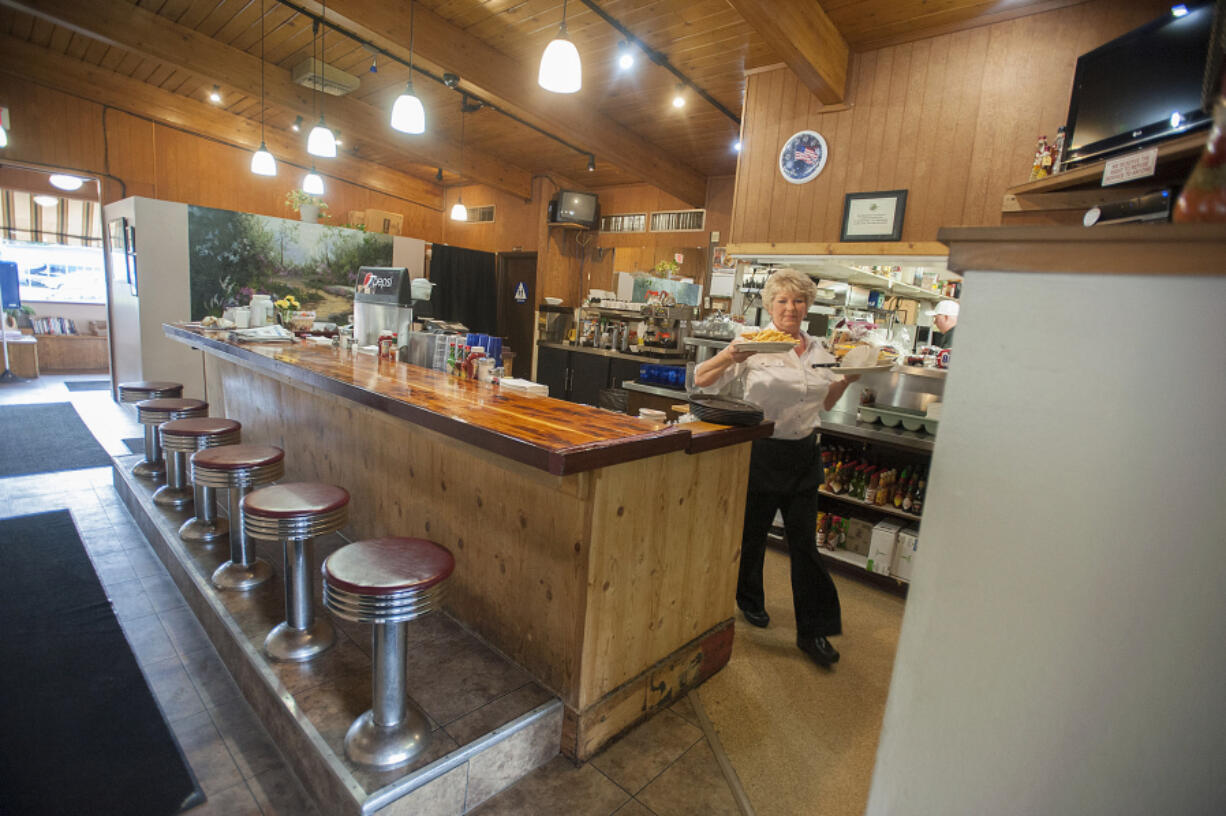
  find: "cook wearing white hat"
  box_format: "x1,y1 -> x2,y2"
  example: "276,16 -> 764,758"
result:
929,299 -> 959,346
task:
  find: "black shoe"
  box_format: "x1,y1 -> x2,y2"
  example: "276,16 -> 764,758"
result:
798,636 -> 839,667
738,605 -> 770,628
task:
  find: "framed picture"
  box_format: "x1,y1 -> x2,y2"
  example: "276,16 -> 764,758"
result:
778,130 -> 828,184
841,190 -> 908,242
107,217 -> 127,254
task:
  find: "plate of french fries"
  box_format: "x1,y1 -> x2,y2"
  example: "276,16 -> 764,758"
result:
732,328 -> 800,353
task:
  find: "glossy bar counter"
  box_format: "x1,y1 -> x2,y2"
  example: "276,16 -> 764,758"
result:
165,323 -> 771,760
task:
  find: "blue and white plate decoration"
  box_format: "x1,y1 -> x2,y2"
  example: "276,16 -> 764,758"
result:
779,130 -> 828,184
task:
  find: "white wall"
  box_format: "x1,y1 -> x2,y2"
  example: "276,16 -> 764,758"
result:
866,270 -> 1226,815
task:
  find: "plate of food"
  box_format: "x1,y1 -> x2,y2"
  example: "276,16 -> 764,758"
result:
734,328 -> 800,353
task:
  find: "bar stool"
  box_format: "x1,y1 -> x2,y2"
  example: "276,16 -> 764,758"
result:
157,418 -> 243,543
135,398 -> 208,484
191,444 -> 285,592
243,482 -> 350,662
322,537 -> 454,769
119,382 -> 183,479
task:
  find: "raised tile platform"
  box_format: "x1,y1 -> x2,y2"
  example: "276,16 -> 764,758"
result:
113,454 -> 561,816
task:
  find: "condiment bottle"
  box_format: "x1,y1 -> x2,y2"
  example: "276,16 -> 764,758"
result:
1174,76 -> 1226,223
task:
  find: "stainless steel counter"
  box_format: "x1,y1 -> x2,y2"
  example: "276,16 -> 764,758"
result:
819,409 -> 936,452
538,341 -> 686,364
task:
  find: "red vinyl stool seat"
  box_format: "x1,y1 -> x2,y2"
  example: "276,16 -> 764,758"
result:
133,397 -> 206,482
159,417 -> 242,544
322,538 -> 454,769
191,444 -> 284,592
243,482 -> 350,662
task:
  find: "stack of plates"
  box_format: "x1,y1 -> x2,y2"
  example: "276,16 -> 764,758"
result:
688,395 -> 764,426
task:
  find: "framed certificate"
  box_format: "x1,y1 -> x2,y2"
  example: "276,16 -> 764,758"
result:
841,190 -> 908,242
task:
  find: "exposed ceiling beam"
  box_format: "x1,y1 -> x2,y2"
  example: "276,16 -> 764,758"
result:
0,0 -> 533,199
726,0 -> 849,104
311,0 -> 711,208
0,35 -> 444,210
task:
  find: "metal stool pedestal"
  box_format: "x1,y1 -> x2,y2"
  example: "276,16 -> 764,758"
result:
120,382 -> 184,480
158,418 -> 243,544
322,537 -> 454,769
137,398 -> 208,488
244,482 -> 350,663
192,445 -> 285,592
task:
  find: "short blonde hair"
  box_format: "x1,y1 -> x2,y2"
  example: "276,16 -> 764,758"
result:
761,268 -> 817,307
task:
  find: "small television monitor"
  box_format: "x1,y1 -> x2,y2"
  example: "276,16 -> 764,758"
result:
549,191 -> 599,228
1061,3 -> 1217,171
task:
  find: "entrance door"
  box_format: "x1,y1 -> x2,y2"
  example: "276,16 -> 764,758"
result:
496,252 -> 537,377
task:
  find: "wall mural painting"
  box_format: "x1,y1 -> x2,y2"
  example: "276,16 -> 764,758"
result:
187,205 -> 393,323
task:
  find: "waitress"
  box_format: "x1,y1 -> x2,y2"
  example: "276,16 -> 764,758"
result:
693,269 -> 857,668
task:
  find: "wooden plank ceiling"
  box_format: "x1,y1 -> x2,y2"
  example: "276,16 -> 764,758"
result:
0,0 -> 1070,207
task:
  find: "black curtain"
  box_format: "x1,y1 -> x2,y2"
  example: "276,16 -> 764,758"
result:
429,244 -> 497,333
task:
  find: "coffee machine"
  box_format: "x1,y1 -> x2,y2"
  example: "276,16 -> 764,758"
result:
640,304 -> 697,356
353,266 -> 432,347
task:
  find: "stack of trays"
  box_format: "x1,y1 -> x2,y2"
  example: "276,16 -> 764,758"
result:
688,395 -> 765,427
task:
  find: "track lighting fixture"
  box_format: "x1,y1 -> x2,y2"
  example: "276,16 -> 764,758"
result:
291,115 -> 303,132
436,167 -> 443,181
587,155 -> 595,172
370,55 -> 378,73
538,0 -> 581,93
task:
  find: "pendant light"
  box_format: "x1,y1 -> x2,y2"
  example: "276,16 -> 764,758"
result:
250,0 -> 277,176
538,0 -> 581,94
302,166 -> 325,195
450,103 -> 467,221
306,8 -> 337,158
390,1 -> 426,134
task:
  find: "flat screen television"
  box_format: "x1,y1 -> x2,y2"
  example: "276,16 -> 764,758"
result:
549,191 -> 599,228
1061,2 -> 1217,171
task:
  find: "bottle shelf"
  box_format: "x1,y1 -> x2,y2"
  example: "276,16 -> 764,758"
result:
819,487 -> 922,522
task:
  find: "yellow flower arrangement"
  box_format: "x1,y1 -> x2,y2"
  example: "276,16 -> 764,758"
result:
274,295 -> 300,325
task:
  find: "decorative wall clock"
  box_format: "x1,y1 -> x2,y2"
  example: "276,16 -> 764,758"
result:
779,130 -> 828,184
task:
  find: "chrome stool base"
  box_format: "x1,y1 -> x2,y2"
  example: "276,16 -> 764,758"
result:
133,459 -> 167,481
344,708 -> 431,771
264,620 -> 335,662
212,557 -> 273,591
152,484 -> 194,509
180,515 -> 229,545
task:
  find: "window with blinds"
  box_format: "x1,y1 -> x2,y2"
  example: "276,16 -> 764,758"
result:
649,209 -> 705,232
599,213 -> 646,233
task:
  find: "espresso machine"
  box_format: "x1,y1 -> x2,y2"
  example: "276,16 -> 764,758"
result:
353,266 -> 432,348
640,304 -> 697,356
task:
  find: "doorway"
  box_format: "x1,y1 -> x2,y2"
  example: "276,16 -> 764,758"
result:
496,252 -> 537,377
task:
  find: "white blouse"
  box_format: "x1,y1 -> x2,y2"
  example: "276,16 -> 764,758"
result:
695,326 -> 839,440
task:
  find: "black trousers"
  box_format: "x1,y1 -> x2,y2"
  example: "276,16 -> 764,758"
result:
736,435 -> 842,638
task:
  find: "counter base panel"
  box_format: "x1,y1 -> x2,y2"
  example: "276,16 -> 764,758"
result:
112,455 -> 563,815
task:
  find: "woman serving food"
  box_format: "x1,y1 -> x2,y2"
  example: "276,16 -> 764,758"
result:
693,268 -> 857,668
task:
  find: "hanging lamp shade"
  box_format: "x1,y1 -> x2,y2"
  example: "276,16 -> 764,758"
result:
250,141 -> 277,176
307,117 -> 337,157
390,81 -> 426,134
302,169 -> 325,195
538,33 -> 581,93
450,196 -> 467,221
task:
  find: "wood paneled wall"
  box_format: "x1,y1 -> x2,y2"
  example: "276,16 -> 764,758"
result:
730,0 -> 1171,244
440,183 -> 540,254
0,76 -> 445,241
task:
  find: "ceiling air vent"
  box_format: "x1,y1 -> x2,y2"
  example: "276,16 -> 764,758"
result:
291,58 -> 360,96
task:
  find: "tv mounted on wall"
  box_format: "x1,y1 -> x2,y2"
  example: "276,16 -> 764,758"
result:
1061,2 -> 1218,171
548,191 -> 599,229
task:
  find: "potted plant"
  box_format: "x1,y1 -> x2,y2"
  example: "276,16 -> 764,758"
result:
285,190 -> 329,224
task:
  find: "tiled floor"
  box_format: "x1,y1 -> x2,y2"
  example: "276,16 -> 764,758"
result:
0,374 -> 754,816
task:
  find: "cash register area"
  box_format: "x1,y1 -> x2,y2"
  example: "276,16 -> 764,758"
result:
0,373 -> 904,816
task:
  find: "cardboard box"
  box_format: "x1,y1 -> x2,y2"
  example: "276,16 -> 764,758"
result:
867,520 -> 903,575
365,208 -> 403,235
844,518 -> 874,557
892,526 -> 920,581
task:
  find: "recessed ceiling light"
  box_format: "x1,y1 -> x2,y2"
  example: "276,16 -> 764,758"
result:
48,174 -> 84,191
33,195 -> 58,207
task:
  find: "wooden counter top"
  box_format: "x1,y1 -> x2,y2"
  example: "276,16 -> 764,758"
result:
166,324 -> 771,475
